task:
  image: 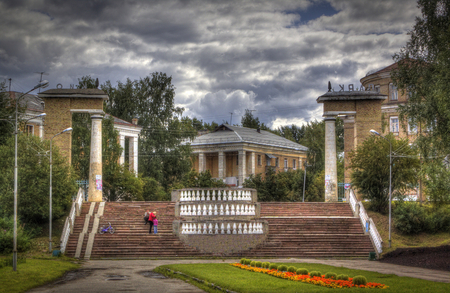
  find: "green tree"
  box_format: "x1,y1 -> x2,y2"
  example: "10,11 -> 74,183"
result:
0,135 -> 77,225
0,82 -> 24,146
181,170 -> 227,188
348,134 -> 420,213
392,1 -> 450,155
240,109 -> 270,130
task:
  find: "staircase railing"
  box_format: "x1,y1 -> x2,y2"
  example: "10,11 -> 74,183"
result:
60,187 -> 84,254
349,189 -> 383,254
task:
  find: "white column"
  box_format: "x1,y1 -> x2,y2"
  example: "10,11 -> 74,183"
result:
88,114 -> 103,202
119,135 -> 125,165
129,137 -> 136,173
218,151 -> 225,179
132,136 -> 138,176
324,116 -> 338,202
199,152 -> 205,172
238,150 -> 246,186
251,152 -> 256,175
39,124 -> 44,139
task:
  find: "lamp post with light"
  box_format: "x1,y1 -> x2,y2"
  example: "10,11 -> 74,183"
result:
49,127 -> 73,252
302,162 -> 312,202
11,81 -> 49,271
370,129 -> 392,248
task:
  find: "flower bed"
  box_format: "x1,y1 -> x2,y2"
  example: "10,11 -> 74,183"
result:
230,263 -> 388,289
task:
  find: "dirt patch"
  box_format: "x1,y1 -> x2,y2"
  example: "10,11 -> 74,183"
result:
380,245 -> 450,271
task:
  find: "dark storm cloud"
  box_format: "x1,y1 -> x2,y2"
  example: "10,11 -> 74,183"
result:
0,0 -> 420,128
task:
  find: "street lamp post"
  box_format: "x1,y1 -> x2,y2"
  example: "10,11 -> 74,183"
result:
49,127 -> 73,252
12,81 -> 49,271
370,129 -> 392,248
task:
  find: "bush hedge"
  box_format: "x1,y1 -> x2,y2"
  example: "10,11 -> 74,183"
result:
296,268 -> 309,275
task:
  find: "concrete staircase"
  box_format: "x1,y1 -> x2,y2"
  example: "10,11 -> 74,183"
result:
65,201 -> 374,259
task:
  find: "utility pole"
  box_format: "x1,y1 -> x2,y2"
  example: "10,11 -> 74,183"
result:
230,112 -> 233,125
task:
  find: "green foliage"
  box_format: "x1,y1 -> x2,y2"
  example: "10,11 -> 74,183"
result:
277,264 -> 288,272
337,274 -> 349,280
324,272 -> 337,279
262,262 -> 270,269
309,271 -> 322,277
255,261 -> 262,268
240,258 -> 246,264
181,170 -> 227,188
296,268 -> 309,275
348,134 -> 419,213
394,202 -> 450,234
0,217 -> 31,254
352,275 -> 368,285
245,259 -> 251,265
422,160 -> 450,206
0,82 -> 17,146
394,202 -> 427,234
241,109 -> 271,130
250,261 -> 256,267
142,177 -> 168,201
0,135 -> 76,225
71,113 -> 91,180
393,0 -> 450,155
269,263 -> 278,270
287,266 -> 296,273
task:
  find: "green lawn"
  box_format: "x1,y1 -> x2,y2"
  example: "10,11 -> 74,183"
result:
0,258 -> 80,293
155,262 -> 450,293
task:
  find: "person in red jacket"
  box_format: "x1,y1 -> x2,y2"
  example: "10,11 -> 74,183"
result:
148,211 -> 156,234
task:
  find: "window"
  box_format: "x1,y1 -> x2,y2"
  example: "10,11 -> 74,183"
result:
26,125 -> 34,136
389,83 -> 398,101
275,158 -> 279,167
293,159 -> 296,170
284,158 -> 288,168
375,85 -> 380,93
266,158 -> 271,166
390,117 -> 399,133
257,155 -> 261,166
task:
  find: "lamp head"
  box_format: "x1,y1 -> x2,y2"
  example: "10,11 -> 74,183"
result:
62,127 -> 73,133
35,113 -> 46,118
370,129 -> 380,136
34,80 -> 49,90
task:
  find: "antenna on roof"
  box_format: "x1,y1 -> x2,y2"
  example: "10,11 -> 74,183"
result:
35,72 -> 49,93
229,112 -> 233,125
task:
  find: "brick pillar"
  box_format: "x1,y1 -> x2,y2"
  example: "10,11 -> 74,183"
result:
324,116 -> 338,202
88,114 -> 103,202
119,135 -> 125,165
218,151 -> 225,179
238,150 -> 246,186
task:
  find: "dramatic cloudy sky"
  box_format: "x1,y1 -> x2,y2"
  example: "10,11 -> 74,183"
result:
0,0 -> 420,128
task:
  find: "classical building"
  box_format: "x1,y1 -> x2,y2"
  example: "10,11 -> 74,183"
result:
360,62 -> 419,141
190,124 -> 308,186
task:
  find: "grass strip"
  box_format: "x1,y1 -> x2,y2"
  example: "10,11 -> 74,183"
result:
0,258 -> 80,293
155,262 -> 450,293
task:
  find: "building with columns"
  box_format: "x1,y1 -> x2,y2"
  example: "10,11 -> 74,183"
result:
107,115 -> 142,175
7,91 -> 46,137
190,124 -> 308,186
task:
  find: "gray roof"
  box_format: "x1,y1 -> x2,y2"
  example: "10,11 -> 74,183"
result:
191,124 -> 308,151
38,88 -> 108,99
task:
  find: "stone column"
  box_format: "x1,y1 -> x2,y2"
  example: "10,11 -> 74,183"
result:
88,114 -> 103,202
238,150 -> 246,186
39,124 -> 44,139
251,152 -> 256,175
324,116 -> 338,202
129,137 -> 138,175
198,152 -> 205,172
218,151 -> 225,179
119,135 -> 125,165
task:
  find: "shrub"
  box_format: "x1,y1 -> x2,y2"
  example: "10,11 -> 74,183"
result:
0,217 -> 31,254
324,272 -> 337,279
240,258 -> 246,264
277,265 -> 288,272
296,268 -> 309,275
287,266 -> 296,273
352,275 -> 368,285
337,274 -> 349,280
269,264 -> 278,270
255,261 -> 262,268
425,206 -> 450,233
309,271 -> 322,278
262,262 -> 270,268
393,202 -> 426,234
250,261 -> 256,267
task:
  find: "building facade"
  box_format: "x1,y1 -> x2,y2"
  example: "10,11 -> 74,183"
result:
190,124 -> 308,186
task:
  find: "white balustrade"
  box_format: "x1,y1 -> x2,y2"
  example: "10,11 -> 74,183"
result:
232,223 -> 237,234
227,223 -> 231,234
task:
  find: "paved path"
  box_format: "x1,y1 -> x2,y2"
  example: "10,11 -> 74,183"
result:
28,258 -> 449,293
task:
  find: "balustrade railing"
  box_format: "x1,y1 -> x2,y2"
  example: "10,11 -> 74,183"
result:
181,222 -> 264,235
179,189 -> 252,201
180,203 -> 256,216
60,187 -> 84,254
349,189 -> 383,254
